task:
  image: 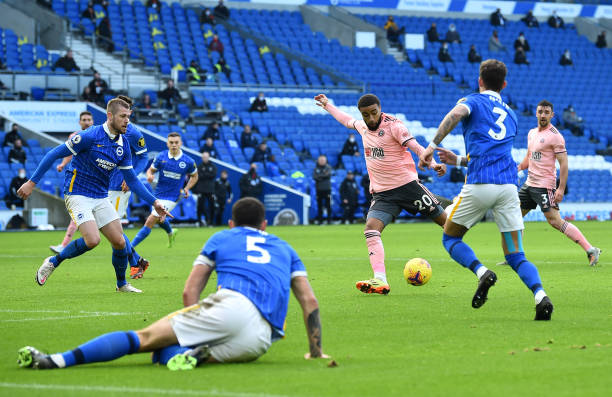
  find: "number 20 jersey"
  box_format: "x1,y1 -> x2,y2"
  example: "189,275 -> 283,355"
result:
457,90 -> 518,185
194,226 -> 307,338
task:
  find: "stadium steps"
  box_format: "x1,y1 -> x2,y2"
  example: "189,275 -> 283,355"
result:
65,32 -> 158,90
387,45 -> 406,63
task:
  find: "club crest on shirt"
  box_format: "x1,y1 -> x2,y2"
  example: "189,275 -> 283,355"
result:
116,146 -> 124,156
540,139 -> 545,143
179,161 -> 186,169
378,129 -> 385,137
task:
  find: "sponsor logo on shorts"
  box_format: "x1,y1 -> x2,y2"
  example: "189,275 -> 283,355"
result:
77,213 -> 83,220
179,161 -> 186,169
116,146 -> 124,156
365,147 -> 385,159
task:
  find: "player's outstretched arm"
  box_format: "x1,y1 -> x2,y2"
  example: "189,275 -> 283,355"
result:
419,105 -> 469,169
291,276 -> 329,359
182,263 -> 213,306
18,144 -> 73,200
121,167 -> 173,219
146,165 -> 157,183
56,155 -> 73,172
314,94 -> 357,129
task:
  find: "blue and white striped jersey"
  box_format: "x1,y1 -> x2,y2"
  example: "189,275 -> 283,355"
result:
457,90 -> 518,185
108,124 -> 148,191
151,149 -> 196,201
195,226 -> 307,339
63,123 -> 132,198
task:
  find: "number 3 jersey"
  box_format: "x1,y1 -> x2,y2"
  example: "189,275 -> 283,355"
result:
457,90 -> 518,185
194,226 -> 307,339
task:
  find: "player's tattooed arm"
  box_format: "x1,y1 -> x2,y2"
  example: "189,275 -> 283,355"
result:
307,308 -> 322,358
432,105 -> 470,145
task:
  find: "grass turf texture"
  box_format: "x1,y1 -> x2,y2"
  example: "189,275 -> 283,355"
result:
0,221 -> 611,397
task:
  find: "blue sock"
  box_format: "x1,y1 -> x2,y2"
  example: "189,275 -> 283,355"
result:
131,226 -> 151,247
112,246 -> 129,288
151,344 -> 189,365
50,237 -> 91,267
505,252 -> 544,295
442,233 -> 482,275
55,331 -> 140,368
159,219 -> 172,235
123,234 -> 138,269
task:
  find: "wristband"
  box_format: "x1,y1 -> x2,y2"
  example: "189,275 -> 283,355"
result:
427,142 -> 437,150
456,156 -> 463,166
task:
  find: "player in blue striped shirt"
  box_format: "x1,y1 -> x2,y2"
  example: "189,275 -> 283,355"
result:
18,198 -> 327,370
419,59 -> 553,320
131,132 -> 198,249
18,98 -> 171,292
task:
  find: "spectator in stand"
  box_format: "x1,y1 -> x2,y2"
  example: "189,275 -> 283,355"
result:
3,124 -> 27,147
559,49 -> 573,66
438,42 -> 453,63
97,16 -> 113,52
548,11 -> 564,29
340,171 -> 359,224
468,44 -> 482,63
8,139 -> 27,165
187,60 -> 207,85
240,125 -> 258,148
360,172 -> 371,217
251,142 -> 271,163
239,163 -> 262,199
514,47 -> 529,65
490,8 -> 506,27
488,30 -> 507,53
563,105 -> 584,136
0,79 -> 6,89
193,151 -> 217,226
200,137 -> 219,158
214,0 -> 230,20
5,168 -> 28,209
213,58 -> 231,79
82,4 -> 95,21
521,10 -> 539,28
208,34 -> 224,55
158,79 -> 181,110
213,170 -> 232,226
203,122 -> 220,141
596,31 -> 607,48
341,133 -> 359,157
426,23 -> 439,43
137,93 -> 154,109
54,50 -> 80,72
146,0 -> 160,11
81,86 -> 97,102
88,71 -> 109,105
200,7 -> 215,25
384,16 -> 405,46
513,32 -> 530,52
313,155 -> 332,225
445,24 -> 461,44
249,92 -> 268,112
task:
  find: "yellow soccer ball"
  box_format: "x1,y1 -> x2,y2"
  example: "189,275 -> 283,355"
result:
403,258 -> 432,286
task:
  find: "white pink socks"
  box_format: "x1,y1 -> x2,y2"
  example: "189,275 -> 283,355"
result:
365,230 -> 387,283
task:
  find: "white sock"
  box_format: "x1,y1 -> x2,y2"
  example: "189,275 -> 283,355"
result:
534,290 -> 547,304
50,354 -> 66,368
476,266 -> 489,280
374,272 -> 387,284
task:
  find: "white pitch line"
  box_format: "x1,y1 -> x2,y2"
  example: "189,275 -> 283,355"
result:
0,309 -> 70,313
1,312 -> 139,323
0,382 -> 291,397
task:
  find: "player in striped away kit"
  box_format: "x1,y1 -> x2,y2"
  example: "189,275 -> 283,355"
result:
130,132 -> 198,249
315,93 -> 448,295
18,98 -> 172,292
420,59 -> 553,320
17,198 -> 328,370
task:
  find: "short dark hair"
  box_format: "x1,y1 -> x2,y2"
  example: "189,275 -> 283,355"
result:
79,111 -> 92,120
232,197 -> 265,228
357,94 -> 380,109
168,132 -> 181,139
116,95 -> 133,107
479,59 -> 507,92
537,100 -> 553,111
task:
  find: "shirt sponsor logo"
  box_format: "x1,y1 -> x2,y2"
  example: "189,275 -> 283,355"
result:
531,151 -> 542,160
162,170 -> 182,180
365,147 -> 385,159
116,146 -> 124,156
96,158 -> 117,170
179,161 -> 186,169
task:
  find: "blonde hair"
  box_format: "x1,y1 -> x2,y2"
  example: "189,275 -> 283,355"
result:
106,98 -> 130,114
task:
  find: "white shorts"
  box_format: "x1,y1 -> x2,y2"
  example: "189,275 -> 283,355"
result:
108,190 -> 132,219
65,194 -> 119,228
445,184 -> 524,232
168,289 -> 272,363
151,199 -> 177,217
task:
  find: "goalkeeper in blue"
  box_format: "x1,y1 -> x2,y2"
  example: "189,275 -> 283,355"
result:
419,59 -> 553,320
17,97 -> 172,293
17,198 -> 328,370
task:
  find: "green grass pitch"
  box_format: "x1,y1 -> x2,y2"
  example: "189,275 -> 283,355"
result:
0,221 -> 611,397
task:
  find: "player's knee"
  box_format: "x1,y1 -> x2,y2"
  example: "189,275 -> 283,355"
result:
84,234 -> 101,248
111,235 -> 126,250
547,216 -> 562,229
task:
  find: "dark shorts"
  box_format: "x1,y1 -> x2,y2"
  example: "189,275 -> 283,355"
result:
518,185 -> 558,212
370,181 -> 444,220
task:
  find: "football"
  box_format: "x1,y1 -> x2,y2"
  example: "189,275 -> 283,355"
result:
403,258 -> 432,286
